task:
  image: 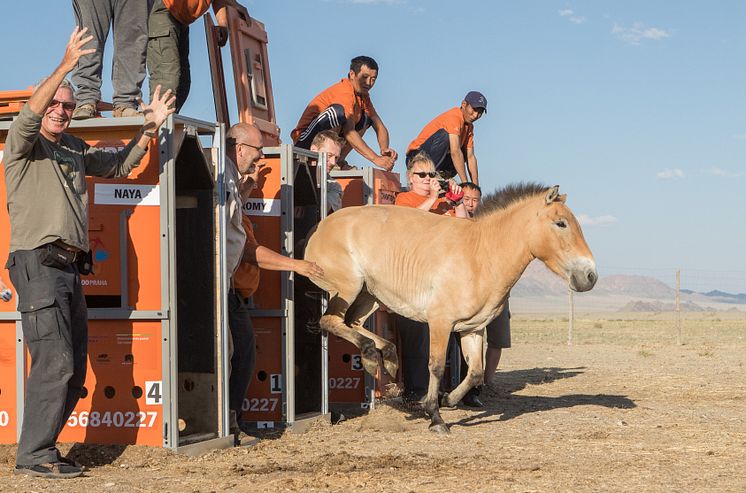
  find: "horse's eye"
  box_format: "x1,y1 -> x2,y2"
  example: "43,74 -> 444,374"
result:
555,219 -> 568,229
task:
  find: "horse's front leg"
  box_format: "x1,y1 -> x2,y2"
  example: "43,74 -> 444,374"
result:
422,319 -> 452,434
442,329 -> 484,407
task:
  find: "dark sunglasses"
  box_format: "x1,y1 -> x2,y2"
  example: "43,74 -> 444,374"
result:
49,99 -> 76,111
412,171 -> 438,178
237,142 -> 263,152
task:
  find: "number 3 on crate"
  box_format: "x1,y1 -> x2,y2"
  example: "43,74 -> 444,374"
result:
145,381 -> 163,405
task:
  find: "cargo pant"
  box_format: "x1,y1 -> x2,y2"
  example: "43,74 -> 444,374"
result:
406,128 -> 464,180
71,0 -> 150,109
7,249 -> 88,466
147,0 -> 191,112
228,290 -> 256,421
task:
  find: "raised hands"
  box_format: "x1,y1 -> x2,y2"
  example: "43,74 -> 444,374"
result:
59,27 -> 96,74
138,85 -> 177,133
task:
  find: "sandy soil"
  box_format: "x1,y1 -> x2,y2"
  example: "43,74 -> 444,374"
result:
2,323 -> 745,492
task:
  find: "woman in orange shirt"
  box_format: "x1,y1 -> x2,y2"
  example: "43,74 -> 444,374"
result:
394,152 -> 465,217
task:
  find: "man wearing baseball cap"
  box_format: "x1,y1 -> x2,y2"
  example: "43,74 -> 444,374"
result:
406,91 -> 487,184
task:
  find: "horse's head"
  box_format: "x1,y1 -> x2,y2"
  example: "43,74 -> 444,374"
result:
529,186 -> 597,292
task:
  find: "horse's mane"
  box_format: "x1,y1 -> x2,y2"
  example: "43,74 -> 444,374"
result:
475,182 -> 549,218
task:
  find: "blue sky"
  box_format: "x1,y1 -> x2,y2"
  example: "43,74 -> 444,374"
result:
2,1 -> 745,292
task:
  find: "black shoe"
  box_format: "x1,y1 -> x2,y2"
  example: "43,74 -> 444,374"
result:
14,462 -> 83,479
401,390 -> 426,408
461,386 -> 484,408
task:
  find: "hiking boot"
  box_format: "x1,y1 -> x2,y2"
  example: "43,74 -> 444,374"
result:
14,462 -> 83,479
461,386 -> 484,408
112,106 -> 141,118
72,103 -> 97,120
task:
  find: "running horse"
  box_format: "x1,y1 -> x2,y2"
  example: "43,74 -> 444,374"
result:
304,183 -> 597,433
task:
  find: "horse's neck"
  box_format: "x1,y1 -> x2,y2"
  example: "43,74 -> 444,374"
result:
476,199 -> 536,290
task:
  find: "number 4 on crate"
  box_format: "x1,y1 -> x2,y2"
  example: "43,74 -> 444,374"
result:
145,381 -> 163,405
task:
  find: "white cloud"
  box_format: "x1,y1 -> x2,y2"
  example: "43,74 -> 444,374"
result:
612,22 -> 671,45
577,214 -> 618,227
656,168 -> 684,180
558,9 -> 586,24
706,167 -> 745,178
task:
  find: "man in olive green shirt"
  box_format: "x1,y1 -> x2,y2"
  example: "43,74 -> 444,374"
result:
3,26 -> 175,479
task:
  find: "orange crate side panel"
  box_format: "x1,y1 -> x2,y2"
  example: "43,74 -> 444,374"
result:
242,317 -> 283,423
57,320 -> 163,446
0,322 -> 17,443
328,337 -> 366,404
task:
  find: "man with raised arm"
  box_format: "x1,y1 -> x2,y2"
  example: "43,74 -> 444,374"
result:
291,56 -> 396,171
3,27 -> 175,479
407,91 -> 487,184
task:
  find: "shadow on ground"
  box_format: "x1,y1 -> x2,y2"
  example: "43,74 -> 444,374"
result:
452,366 -> 636,427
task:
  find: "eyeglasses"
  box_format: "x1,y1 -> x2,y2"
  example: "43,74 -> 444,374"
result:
412,171 -> 437,178
237,142 -> 263,152
49,99 -> 76,112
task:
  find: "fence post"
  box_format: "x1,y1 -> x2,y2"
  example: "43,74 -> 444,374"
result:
676,269 -> 682,345
568,289 -> 574,346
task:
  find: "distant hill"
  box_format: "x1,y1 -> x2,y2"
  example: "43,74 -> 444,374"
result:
513,262 -> 675,298
618,300 -> 711,312
510,262 -> 745,312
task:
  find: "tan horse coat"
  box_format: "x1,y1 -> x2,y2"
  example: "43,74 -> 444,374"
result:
305,184 -> 597,432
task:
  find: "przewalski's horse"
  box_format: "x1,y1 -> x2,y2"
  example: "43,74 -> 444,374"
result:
304,183 -> 597,433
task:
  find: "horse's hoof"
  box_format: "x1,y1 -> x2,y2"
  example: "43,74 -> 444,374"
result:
439,393 -> 456,409
383,360 -> 398,378
429,423 -> 450,435
361,356 -> 379,377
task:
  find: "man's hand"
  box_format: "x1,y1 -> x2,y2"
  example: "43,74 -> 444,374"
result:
428,177 -> 442,196
372,154 -> 395,171
382,148 -> 398,162
1,288 -> 12,302
293,260 -> 324,279
59,27 -> 96,74
138,85 -> 177,133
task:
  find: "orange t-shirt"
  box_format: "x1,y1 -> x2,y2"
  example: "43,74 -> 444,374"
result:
232,214 -> 261,298
407,107 -> 474,154
163,0 -> 212,25
394,190 -> 455,216
291,78 -> 377,142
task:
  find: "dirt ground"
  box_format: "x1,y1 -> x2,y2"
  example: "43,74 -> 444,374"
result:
1,314 -> 745,492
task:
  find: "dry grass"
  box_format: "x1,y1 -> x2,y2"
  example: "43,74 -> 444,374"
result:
512,311 -> 746,347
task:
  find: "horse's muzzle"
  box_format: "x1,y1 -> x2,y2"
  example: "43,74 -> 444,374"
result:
569,258 -> 598,292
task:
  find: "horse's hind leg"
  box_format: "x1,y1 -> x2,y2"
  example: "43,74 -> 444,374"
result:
423,319 -> 452,434
320,294 -> 379,377
441,329 -> 484,407
345,290 -> 399,378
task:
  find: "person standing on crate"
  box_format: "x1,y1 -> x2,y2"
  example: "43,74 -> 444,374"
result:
406,91 -> 487,184
224,123 -> 324,442
457,182 -> 512,408
70,0 -> 150,119
3,27 -> 176,479
291,56 -> 397,171
148,0 -> 251,112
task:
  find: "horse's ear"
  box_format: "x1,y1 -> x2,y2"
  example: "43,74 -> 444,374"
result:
558,194 -> 567,203
545,185 -> 560,204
